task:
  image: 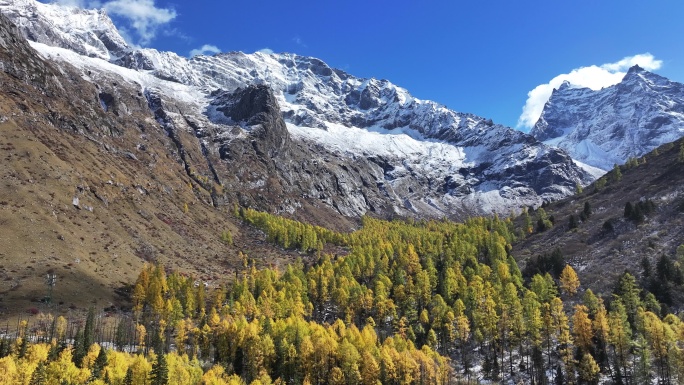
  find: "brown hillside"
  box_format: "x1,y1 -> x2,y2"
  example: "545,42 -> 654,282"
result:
0,15 -> 317,321
513,139 -> 684,300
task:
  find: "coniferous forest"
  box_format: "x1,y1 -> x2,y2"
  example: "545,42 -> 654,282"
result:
2,211 -> 684,385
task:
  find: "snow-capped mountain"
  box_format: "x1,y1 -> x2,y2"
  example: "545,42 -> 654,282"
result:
531,66 -> 684,171
0,0 -> 591,219
0,0 -> 127,60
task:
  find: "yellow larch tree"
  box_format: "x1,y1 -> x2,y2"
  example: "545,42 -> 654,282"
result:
560,264 -> 580,297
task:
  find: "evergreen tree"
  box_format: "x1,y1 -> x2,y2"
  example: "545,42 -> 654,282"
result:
536,208 -> 553,232
612,164 -> 622,182
150,352 -> 169,385
641,257 -> 652,280
608,300 -> 632,379
123,367 -> 134,385
72,327 -> 86,367
0,337 -> 9,358
634,335 -> 653,385
554,365 -> 565,385
92,346 -> 108,379
84,306 -> 96,349
624,202 -> 633,218
583,201 -> 592,218
613,273 -> 642,327
18,334 -> 28,359
115,317 -> 129,352
29,362 -> 47,385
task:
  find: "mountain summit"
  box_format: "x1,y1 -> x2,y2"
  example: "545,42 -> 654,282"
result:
0,0 -> 591,220
531,65 -> 684,171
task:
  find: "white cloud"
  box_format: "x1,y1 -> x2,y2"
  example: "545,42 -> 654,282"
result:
257,48 -> 274,54
189,44 -> 220,57
101,0 -> 176,46
517,53 -> 663,130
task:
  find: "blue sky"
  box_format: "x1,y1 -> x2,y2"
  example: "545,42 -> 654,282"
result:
53,0 -> 684,131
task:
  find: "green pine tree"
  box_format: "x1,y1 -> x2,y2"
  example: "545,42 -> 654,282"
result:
18,334 -> 28,359
92,346 -> 108,379
115,317 -> 129,352
583,201 -> 592,218
123,367 -> 134,385
84,307 -> 96,349
29,362 -> 47,385
150,352 -> 169,385
72,327 -> 86,367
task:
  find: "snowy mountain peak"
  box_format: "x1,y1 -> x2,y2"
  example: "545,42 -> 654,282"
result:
627,64 -> 644,74
0,0 -> 592,218
0,0 -> 128,60
532,67 -> 684,171
557,80 -> 572,90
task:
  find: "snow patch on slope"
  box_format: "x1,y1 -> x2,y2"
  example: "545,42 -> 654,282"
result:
30,41 -> 204,106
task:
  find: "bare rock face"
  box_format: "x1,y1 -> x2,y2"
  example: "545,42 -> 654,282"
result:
0,10 -> 54,88
214,85 -> 291,158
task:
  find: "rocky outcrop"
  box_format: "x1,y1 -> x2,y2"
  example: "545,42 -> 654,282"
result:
214,85 -> 291,158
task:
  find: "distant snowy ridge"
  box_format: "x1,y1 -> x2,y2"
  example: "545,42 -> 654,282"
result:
0,0 -> 592,218
532,66 -> 684,171
0,0 -> 128,60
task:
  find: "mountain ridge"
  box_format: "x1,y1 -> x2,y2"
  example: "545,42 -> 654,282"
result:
531,64 -> 684,170
0,0 -> 594,220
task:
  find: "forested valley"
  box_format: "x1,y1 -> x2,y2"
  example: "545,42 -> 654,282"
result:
2,208 -> 684,385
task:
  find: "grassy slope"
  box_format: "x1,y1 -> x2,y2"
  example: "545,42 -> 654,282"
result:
0,68 -> 305,322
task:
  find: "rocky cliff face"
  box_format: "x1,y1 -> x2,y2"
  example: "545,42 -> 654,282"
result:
531,66 -> 684,171
0,0 -> 593,222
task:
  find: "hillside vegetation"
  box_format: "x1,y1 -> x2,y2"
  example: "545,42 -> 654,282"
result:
3,210 -> 684,384
513,137 -> 684,305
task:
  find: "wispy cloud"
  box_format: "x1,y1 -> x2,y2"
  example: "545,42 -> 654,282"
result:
189,44 -> 220,57
257,48 -> 274,54
292,36 -> 307,48
51,0 -> 177,46
51,0 -> 182,46
164,28 -> 191,43
517,53 -> 663,130
102,0 -> 176,46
